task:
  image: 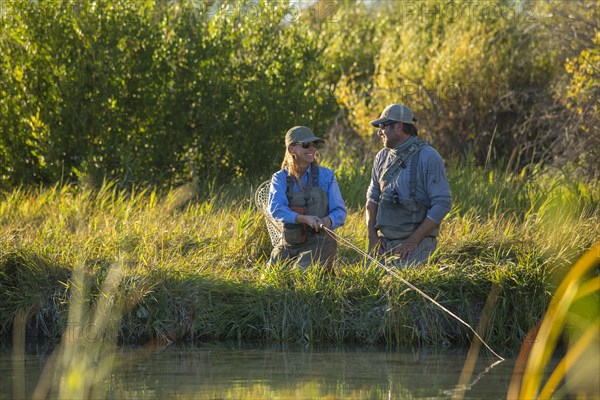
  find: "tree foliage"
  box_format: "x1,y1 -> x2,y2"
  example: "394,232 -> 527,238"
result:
0,0 -> 335,189
0,0 -> 597,190
329,0 -> 599,174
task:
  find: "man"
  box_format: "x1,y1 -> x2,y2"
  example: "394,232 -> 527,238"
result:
366,104 -> 451,267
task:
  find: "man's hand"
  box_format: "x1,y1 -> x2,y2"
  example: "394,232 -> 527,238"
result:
368,230 -> 384,256
392,240 -> 418,259
366,201 -> 383,255
392,217 -> 439,259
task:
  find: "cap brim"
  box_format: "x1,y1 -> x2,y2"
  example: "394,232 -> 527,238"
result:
370,117 -> 391,127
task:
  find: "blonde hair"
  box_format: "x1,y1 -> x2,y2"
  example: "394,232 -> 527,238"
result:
281,146 -> 321,179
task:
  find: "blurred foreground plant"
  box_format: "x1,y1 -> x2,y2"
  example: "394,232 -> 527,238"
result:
31,257 -> 125,399
508,241 -> 600,399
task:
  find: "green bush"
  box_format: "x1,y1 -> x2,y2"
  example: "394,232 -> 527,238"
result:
329,0 -> 599,174
1,0 -> 598,192
0,0 -> 336,189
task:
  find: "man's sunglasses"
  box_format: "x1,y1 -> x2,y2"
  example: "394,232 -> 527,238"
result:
293,142 -> 318,149
378,121 -> 397,129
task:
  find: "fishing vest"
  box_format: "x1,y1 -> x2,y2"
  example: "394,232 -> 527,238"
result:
282,164 -> 329,246
375,138 -> 439,239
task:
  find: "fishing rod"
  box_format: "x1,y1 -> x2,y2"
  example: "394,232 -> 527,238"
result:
320,224 -> 505,362
254,181 -> 504,360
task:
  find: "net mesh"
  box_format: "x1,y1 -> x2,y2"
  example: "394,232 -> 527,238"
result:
254,180 -> 282,247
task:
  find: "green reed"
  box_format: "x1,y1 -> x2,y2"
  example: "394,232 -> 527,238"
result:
0,161 -> 598,351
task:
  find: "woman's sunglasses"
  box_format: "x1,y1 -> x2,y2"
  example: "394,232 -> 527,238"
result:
293,142 -> 318,149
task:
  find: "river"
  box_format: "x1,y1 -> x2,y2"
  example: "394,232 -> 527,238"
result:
1,341 -> 524,399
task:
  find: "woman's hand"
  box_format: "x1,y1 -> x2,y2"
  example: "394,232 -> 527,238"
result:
296,214 -> 324,232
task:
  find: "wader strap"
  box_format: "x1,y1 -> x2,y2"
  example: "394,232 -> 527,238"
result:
310,162 -> 319,188
380,139 -> 426,189
304,170 -> 312,205
286,175 -> 294,199
286,175 -> 311,206
286,164 -> 320,207
409,148 -> 421,199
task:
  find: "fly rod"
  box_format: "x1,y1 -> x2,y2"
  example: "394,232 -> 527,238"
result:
320,225 -> 505,361
254,181 -> 504,361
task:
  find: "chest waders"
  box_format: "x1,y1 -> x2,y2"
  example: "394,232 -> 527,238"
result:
376,140 -> 439,240
270,164 -> 337,270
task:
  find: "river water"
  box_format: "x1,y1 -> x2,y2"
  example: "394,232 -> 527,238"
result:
1,342 -> 521,399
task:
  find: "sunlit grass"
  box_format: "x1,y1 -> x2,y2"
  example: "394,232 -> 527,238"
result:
0,162 -> 598,351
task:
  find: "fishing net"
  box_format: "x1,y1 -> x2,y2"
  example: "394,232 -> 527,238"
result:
254,180 -> 282,247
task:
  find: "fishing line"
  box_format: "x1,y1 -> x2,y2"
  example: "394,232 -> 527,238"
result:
320,225 -> 505,362
254,181 -> 504,360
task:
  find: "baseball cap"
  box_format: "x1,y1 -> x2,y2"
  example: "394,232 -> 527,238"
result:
369,104 -> 417,127
285,126 -> 325,146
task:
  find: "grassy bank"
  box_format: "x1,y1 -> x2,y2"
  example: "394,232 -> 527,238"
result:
0,163 -> 598,351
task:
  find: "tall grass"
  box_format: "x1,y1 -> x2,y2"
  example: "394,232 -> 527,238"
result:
0,161 -> 598,350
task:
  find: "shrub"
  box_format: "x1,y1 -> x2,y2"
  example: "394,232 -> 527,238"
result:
0,0 -> 336,189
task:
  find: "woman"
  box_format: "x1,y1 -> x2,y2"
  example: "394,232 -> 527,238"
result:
268,126 -> 347,270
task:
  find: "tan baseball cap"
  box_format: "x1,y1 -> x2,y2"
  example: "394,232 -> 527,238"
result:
285,126 -> 324,146
369,104 -> 417,127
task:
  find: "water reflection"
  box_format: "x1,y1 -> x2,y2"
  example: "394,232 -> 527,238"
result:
1,342 -> 516,399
